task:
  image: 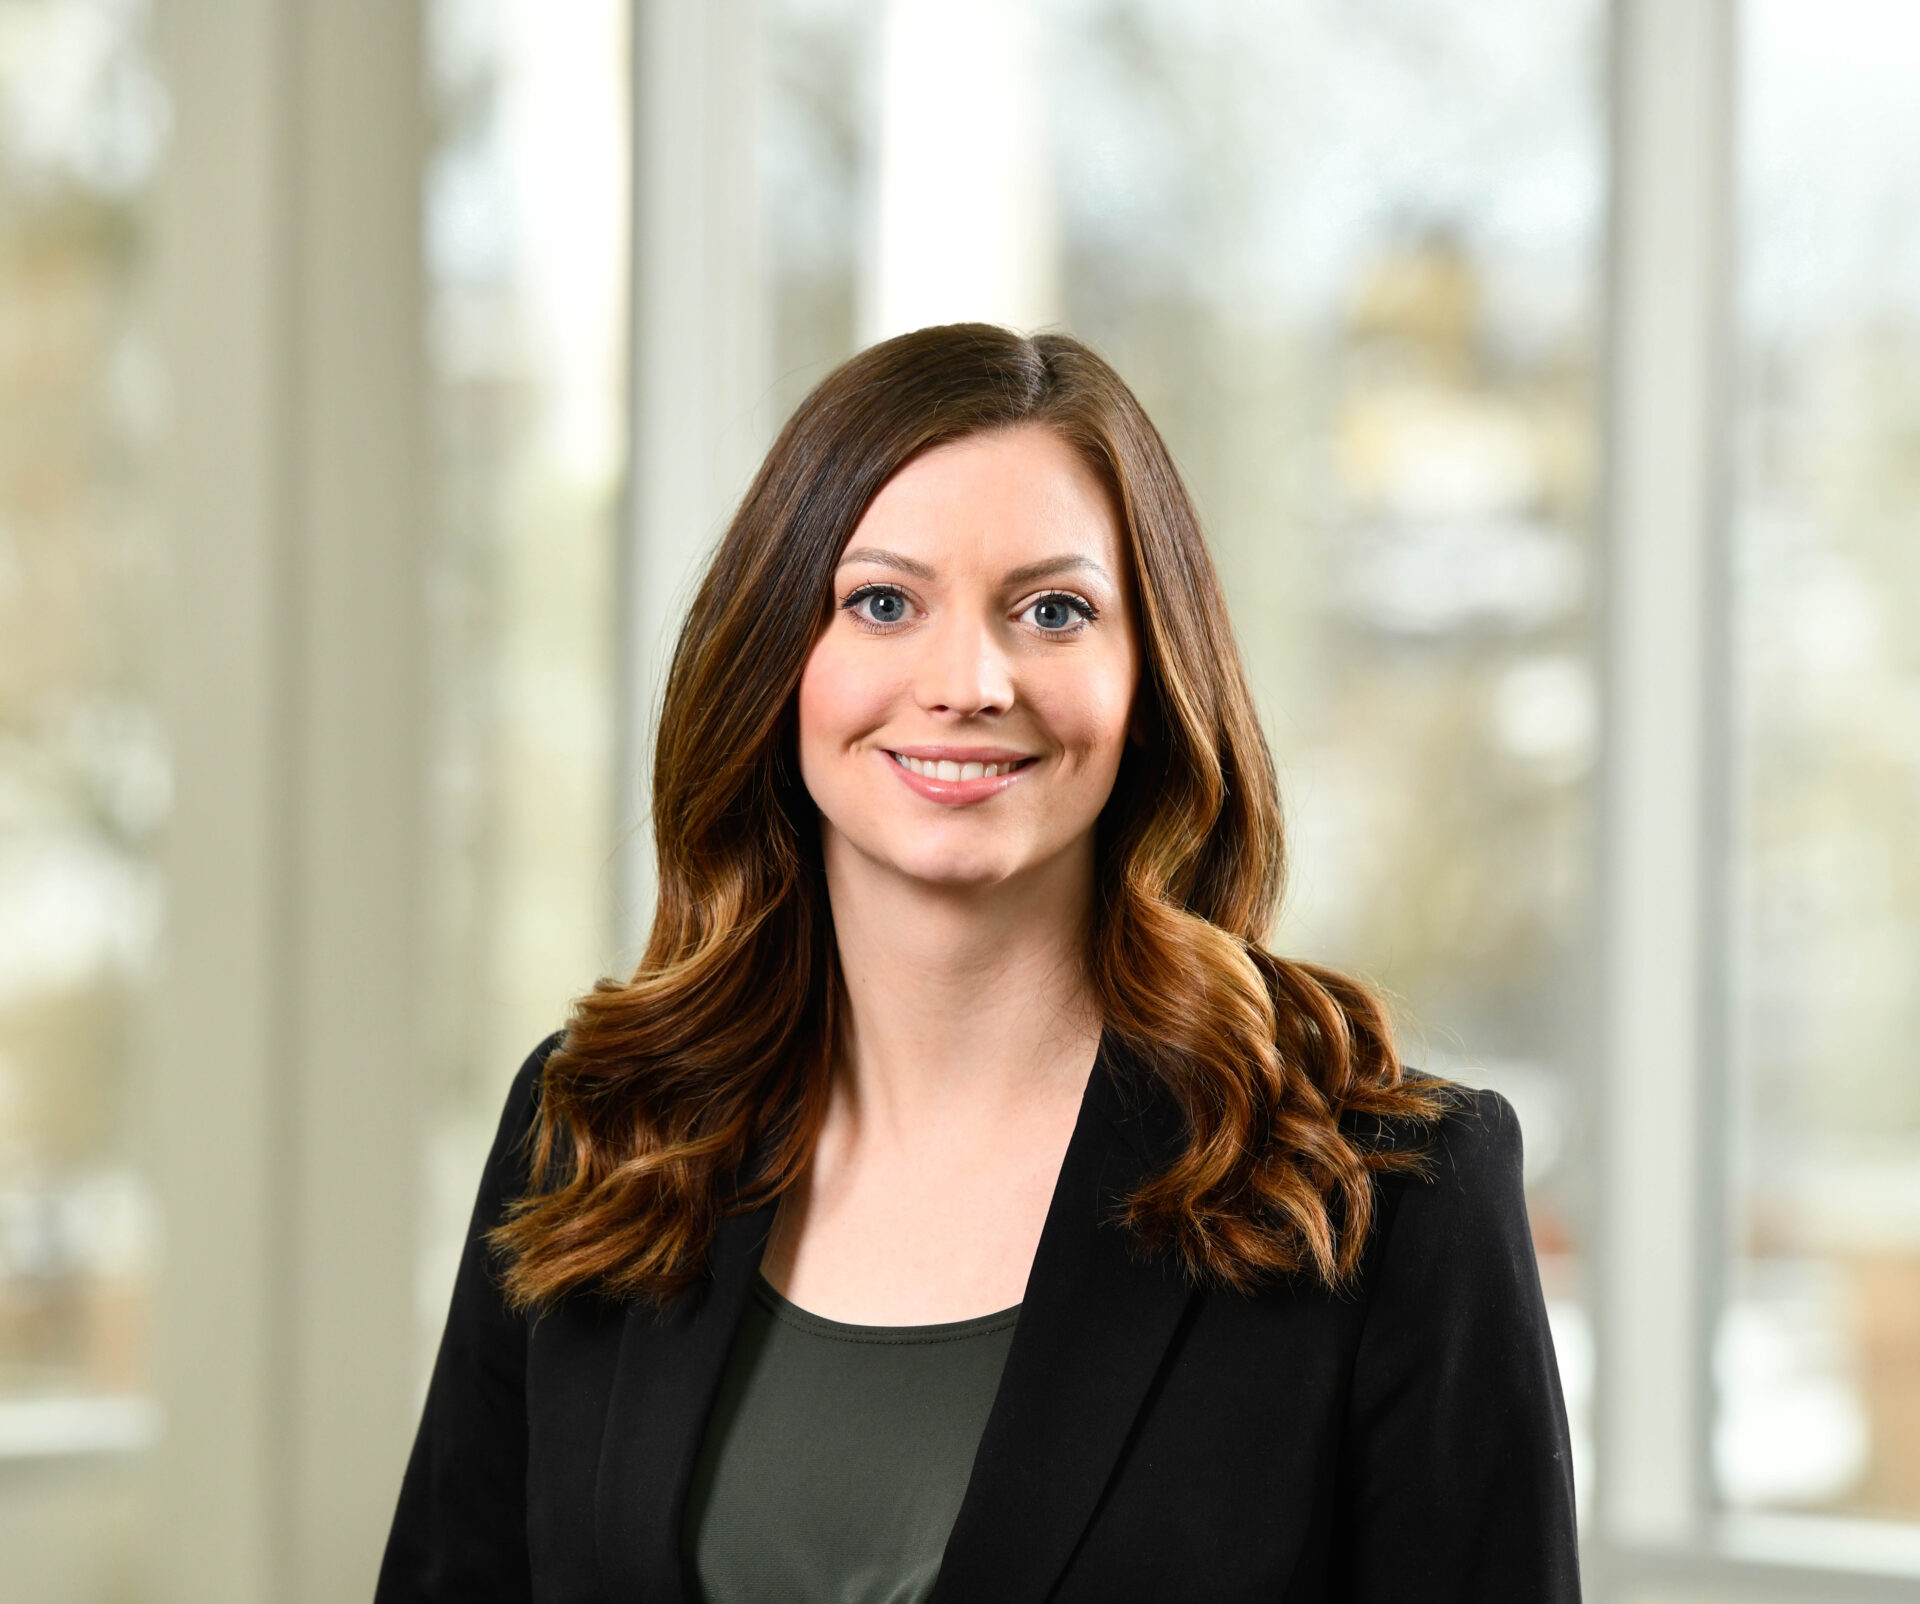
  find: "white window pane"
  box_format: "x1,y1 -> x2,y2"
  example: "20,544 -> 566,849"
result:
418,0 -> 629,1370
0,0 -> 165,1419
1726,0 -> 1920,1525
0,0 -> 166,1591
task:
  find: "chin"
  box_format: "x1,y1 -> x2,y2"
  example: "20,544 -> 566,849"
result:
824,809 -> 1088,893
882,846 -> 1026,889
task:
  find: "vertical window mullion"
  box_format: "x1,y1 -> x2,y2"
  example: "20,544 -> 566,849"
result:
617,0 -> 769,958
1595,0 -> 1736,1560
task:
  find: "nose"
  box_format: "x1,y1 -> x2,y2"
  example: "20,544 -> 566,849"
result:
915,609 -> 1014,719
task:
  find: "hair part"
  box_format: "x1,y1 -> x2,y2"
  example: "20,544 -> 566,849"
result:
491,323 -> 1444,1309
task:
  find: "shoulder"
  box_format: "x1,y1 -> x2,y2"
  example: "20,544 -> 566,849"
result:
1348,1073 -> 1526,1204
1336,1078 -> 1581,1596
1358,1075 -> 1539,1310
1403,1075 -> 1526,1201
505,1030 -> 564,1123
482,1030 -> 566,1200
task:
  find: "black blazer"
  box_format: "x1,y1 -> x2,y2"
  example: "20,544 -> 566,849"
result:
378,1031 -> 1581,1602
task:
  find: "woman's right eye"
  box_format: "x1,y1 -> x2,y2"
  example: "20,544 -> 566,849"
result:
843,585 -> 909,626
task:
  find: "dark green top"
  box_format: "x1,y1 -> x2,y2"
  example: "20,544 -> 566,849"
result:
682,1274 -> 1020,1604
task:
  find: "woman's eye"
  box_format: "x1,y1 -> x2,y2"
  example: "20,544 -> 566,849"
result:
1022,593 -> 1095,633
844,586 -> 909,626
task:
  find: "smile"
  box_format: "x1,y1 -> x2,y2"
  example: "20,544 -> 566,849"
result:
888,752 -> 1034,780
882,748 -> 1039,804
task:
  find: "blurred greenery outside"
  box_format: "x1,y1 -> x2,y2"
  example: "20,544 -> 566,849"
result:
0,0 -> 165,1414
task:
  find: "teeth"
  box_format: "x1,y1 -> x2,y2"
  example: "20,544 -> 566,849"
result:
891,754 -> 1023,780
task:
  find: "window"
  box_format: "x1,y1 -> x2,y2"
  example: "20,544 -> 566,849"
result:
417,0 -> 629,1380
0,0 -> 166,1456
1725,0 -> 1920,1534
0,0 -> 166,1590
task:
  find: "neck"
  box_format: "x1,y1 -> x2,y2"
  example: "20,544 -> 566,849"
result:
820,829 -> 1104,1136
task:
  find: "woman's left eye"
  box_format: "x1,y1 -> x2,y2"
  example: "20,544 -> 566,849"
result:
1021,593 -> 1096,633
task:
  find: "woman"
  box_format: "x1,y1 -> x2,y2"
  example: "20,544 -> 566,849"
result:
378,325 -> 1580,1603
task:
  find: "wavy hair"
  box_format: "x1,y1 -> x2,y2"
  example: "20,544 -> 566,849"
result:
492,324 -> 1444,1309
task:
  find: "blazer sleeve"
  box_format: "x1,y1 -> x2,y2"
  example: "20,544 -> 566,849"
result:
375,1033 -> 561,1604
1336,1087 -> 1582,1602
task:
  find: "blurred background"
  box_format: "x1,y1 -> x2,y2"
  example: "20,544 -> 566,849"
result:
0,0 -> 1916,1598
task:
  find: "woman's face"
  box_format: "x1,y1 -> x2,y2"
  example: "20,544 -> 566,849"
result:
797,424 -> 1141,894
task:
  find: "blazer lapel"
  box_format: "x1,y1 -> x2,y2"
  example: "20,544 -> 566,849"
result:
931,1033 -> 1196,1604
593,1199 -> 775,1603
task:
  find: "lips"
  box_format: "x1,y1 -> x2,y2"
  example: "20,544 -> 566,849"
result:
882,748 -> 1038,804
890,753 -> 1033,781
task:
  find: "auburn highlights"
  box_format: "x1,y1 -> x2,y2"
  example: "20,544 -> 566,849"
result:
491,324 -> 1445,1310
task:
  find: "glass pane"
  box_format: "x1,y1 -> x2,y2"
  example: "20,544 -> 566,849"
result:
0,0 -> 167,1438
1724,0 -> 1920,1523
419,0 -> 628,1366
762,0 -> 1605,1508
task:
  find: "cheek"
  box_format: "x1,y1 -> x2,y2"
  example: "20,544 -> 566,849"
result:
796,637 -> 889,766
1039,653 -> 1140,770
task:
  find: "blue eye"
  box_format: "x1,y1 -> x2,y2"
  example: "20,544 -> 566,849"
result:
842,584 -> 909,626
1022,592 -> 1097,633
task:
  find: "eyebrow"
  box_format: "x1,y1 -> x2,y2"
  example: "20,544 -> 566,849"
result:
836,546 -> 1114,589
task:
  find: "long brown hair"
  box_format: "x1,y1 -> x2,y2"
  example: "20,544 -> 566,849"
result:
493,324 -> 1443,1309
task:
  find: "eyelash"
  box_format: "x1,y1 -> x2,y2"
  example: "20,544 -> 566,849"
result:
838,583 -> 1100,635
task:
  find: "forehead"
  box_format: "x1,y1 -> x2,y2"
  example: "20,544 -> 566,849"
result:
845,426 -> 1126,574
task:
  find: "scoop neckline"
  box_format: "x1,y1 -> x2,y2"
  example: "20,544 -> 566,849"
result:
751,1273 -> 1022,1345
